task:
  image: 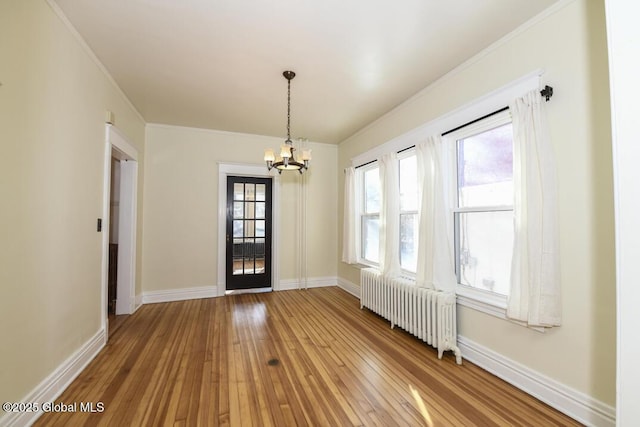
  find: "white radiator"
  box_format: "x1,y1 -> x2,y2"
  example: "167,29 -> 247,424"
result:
360,268 -> 462,364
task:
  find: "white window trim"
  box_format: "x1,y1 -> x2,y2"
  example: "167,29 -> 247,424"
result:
457,285 -> 508,318
349,70 -> 543,318
351,69 -> 543,168
445,109 -> 513,317
398,148 -> 418,277
356,161 -> 380,267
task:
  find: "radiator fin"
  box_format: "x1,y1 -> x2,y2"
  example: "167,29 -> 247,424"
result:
360,268 -> 462,364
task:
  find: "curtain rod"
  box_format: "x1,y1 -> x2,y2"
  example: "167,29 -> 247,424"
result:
351,85 -> 554,170
354,159 -> 377,170
442,85 -> 553,136
441,106 -> 510,136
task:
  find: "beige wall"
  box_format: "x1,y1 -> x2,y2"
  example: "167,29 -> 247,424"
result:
0,0 -> 146,405
338,0 -> 615,406
0,0 -> 615,416
142,125 -> 337,292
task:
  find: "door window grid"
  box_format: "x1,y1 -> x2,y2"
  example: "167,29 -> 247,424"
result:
232,182 -> 267,275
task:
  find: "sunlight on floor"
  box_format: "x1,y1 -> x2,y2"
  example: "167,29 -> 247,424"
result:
231,300 -> 267,326
410,384 -> 434,427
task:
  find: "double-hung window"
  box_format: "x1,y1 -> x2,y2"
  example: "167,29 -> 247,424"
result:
356,154 -> 418,273
399,151 -> 418,274
360,163 -> 381,265
448,110 -> 514,297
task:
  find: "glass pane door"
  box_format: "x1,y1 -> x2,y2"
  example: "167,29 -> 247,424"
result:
226,177 -> 272,290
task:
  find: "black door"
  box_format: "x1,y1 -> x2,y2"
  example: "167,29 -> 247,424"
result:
226,176 -> 272,290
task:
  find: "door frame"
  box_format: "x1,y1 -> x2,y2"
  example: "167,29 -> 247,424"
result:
225,176 -> 273,291
217,163 -> 280,297
101,124 -> 139,336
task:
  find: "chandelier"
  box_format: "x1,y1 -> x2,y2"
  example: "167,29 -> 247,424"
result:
264,70 -> 311,174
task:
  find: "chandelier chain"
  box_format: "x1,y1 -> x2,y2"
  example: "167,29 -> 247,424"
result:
286,78 -> 291,141
264,70 -> 309,174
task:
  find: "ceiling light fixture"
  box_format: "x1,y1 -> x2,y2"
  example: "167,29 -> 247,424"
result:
264,71 -> 311,174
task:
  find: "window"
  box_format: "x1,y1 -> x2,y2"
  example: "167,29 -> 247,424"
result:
346,73 -> 545,319
354,113 -> 514,296
399,152 -> 418,273
356,154 -> 417,272
360,163 -> 380,264
450,112 -> 514,296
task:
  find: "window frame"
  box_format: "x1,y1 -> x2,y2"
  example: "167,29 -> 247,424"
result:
444,109 -> 514,311
398,148 -> 418,277
356,161 -> 381,267
347,70 -> 543,320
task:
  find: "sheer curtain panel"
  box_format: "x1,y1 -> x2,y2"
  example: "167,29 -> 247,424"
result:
508,89 -> 561,327
416,135 -> 457,292
379,153 -> 401,278
342,167 -> 357,264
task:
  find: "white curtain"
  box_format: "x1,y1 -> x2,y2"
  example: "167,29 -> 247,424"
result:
508,90 -> 561,327
379,153 -> 401,278
416,135 -> 457,292
342,167 -> 357,264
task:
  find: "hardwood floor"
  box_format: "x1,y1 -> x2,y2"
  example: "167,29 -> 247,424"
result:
107,314 -> 129,339
35,287 -> 580,426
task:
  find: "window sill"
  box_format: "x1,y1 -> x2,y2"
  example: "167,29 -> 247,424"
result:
456,285 -> 508,320
352,260 -> 378,270
456,286 -> 548,332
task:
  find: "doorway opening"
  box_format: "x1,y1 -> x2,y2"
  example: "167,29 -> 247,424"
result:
108,157 -> 120,316
217,163 -> 280,297
102,125 -> 138,339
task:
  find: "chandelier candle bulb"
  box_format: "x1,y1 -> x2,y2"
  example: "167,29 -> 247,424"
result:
264,149 -> 275,162
280,145 -> 292,158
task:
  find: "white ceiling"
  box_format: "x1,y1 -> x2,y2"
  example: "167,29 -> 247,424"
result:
53,0 -> 559,144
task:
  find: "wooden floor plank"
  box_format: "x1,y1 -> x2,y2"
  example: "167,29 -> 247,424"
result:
34,287 -> 581,427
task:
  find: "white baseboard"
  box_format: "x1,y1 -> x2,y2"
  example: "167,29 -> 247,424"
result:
142,286 -> 218,304
314,277 -> 613,426
337,277 -> 360,298
0,328 -> 106,427
278,276 -> 337,291
458,336 -> 615,427
134,293 -> 143,312
142,278 -> 338,303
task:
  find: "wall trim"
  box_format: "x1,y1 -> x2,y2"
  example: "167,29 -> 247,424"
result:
340,0 -> 576,146
337,277 -> 360,298
145,123 -> 336,147
4,283 -> 611,427
350,69 -> 543,167
217,163 -> 281,297
457,336 -> 615,427
45,1 -> 145,124
102,124 -> 139,332
142,286 -> 218,304
278,276 -> 338,291
142,278 -> 340,303
0,329 -> 106,427
456,293 -> 507,320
